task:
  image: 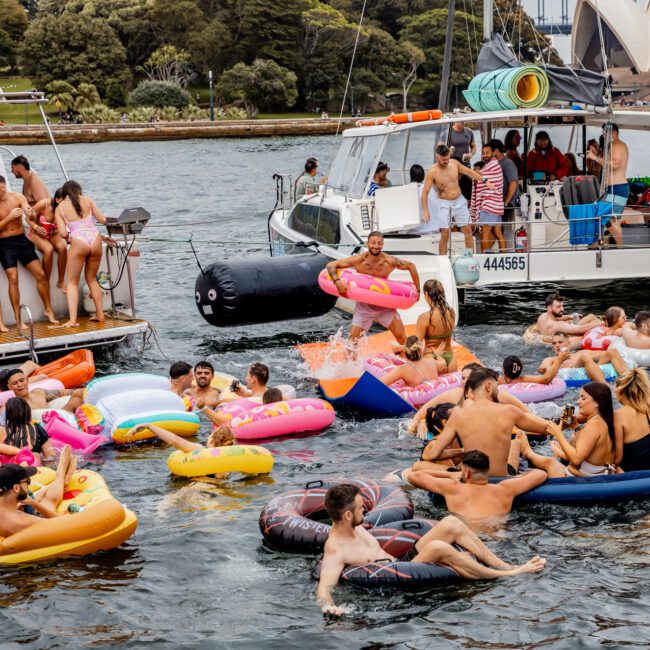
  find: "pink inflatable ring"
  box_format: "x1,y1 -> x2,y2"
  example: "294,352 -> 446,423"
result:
499,378 -> 567,403
229,398 -> 335,441
318,269 -> 418,310
364,353 -> 463,407
581,326 -> 619,351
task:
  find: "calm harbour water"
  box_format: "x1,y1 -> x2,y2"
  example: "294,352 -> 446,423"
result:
1,137 -> 649,649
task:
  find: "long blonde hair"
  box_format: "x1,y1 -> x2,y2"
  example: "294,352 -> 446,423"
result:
615,368 -> 650,416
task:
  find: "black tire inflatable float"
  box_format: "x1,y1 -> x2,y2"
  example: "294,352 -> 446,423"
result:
259,479 -> 413,553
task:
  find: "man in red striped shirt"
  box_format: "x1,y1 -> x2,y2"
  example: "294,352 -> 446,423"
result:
471,141 -> 505,252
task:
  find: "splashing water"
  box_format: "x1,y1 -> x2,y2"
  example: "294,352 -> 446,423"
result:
307,329 -> 371,380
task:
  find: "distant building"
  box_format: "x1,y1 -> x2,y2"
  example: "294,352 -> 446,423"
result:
573,0 -> 650,100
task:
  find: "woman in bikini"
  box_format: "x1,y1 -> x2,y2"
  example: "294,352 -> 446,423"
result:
614,368 -> 650,472
0,397 -> 55,462
518,382 -> 616,477
54,180 -> 108,327
379,336 -> 439,388
414,279 -> 457,373
27,188 -> 67,291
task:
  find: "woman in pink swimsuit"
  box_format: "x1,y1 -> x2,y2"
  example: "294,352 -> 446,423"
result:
54,180 -> 108,327
28,188 -> 67,291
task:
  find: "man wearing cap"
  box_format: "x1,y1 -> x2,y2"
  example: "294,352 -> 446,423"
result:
368,162 -> 390,197
0,444 -> 75,537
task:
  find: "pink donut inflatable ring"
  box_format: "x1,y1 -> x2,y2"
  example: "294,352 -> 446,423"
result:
228,398 -> 335,441
0,378 -> 65,408
581,326 -> 619,351
364,353 -> 464,407
318,269 -> 418,310
499,378 -> 567,403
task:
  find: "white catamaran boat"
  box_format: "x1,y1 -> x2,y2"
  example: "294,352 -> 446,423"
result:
267,4 -> 650,325
0,89 -> 151,362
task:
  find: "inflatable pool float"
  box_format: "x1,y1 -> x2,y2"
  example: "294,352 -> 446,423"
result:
229,398 -> 334,441
610,338 -> 650,368
75,403 -> 105,435
491,469 -> 650,505
498,377 -> 567,403
311,518 -> 466,590
39,349 -> 95,388
168,445 -> 274,477
0,468 -> 137,564
84,373 -> 170,405
364,353 -> 464,407
581,326 -> 619,351
42,411 -> 107,456
318,268 -> 418,310
259,479 -> 413,552
0,379 -> 65,408
0,447 -> 40,466
522,324 -> 554,346
558,363 -> 618,388
93,389 -> 200,443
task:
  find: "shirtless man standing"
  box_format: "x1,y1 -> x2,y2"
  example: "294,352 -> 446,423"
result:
536,291 -> 601,344
622,311 -> 650,350
408,450 -> 547,523
421,143 -> 496,255
421,368 -> 550,476
326,231 -> 420,344
316,483 -> 546,616
0,175 -> 57,331
186,360 -> 222,408
538,332 -> 629,384
4,369 -> 84,413
11,156 -> 49,207
586,123 -> 629,247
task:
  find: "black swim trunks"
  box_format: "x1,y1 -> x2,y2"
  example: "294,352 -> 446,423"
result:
0,233 -> 39,270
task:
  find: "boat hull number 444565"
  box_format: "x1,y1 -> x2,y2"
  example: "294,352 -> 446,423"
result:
482,255 -> 526,272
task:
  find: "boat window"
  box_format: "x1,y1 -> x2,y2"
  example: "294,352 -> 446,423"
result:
403,124 -> 449,174
328,134 -> 384,197
288,203 -> 340,244
379,130 -> 409,186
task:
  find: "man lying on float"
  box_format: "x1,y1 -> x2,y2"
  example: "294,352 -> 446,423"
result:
326,231 -> 420,345
3,369 -> 84,413
316,483 -> 546,617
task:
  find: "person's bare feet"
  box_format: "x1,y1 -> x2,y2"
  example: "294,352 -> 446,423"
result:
89,315 -> 105,322
45,310 -> 59,325
57,444 -> 72,476
56,282 -> 67,294
0,322 -> 8,333
509,556 -> 547,575
516,430 -> 534,461
61,320 -> 79,328
64,453 -> 78,486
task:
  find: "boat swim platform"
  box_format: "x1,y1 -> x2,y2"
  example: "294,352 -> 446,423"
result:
0,314 -> 150,362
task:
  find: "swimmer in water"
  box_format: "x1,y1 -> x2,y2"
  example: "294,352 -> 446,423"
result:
186,360 -> 223,408
127,422 -> 234,452
536,291 -> 601,344
408,450 -> 547,525
499,354 -> 566,386
316,483 -> 546,617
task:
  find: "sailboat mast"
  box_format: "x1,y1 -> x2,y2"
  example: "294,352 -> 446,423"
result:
484,0 -> 493,40
438,0 -> 456,111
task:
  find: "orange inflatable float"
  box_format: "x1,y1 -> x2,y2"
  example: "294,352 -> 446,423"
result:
297,325 -> 479,402
39,349 -> 95,388
355,109 -> 443,128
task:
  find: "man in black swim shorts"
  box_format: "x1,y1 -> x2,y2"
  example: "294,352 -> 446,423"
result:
0,175 -> 58,331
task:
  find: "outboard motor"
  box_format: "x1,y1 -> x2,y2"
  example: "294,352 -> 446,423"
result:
195,253 -> 337,327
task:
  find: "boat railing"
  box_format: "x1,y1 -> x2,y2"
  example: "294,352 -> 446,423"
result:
19,305 -> 38,363
437,209 -> 650,256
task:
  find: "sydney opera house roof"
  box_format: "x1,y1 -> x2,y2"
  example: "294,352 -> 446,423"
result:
572,0 -> 650,73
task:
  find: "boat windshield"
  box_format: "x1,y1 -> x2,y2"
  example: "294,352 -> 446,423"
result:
328,134 -> 384,198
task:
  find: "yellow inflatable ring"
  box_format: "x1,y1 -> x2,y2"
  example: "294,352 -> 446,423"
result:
167,444 -> 274,478
0,469 -> 137,564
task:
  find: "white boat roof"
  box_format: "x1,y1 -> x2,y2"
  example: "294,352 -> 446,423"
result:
346,107 -> 650,136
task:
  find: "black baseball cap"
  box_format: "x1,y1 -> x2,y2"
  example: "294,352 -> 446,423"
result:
0,464 -> 38,490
